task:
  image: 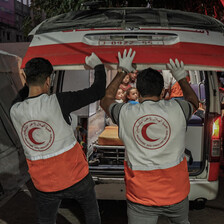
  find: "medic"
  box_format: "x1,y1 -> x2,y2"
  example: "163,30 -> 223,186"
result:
100,49 -> 199,224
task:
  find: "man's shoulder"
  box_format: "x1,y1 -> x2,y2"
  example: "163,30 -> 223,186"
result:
11,94 -> 57,108
159,99 -> 191,113
109,102 -> 125,113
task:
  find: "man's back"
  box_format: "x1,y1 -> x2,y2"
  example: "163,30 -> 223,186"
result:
100,49 -> 198,223
10,93 -> 89,192
11,94 -> 76,158
119,99 -> 189,166
110,98 -> 192,206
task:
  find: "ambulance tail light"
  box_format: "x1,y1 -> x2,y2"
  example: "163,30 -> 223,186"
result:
211,116 -> 221,158
208,116 -> 221,181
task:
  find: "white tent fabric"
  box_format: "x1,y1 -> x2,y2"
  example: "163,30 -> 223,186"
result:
0,50 -> 29,206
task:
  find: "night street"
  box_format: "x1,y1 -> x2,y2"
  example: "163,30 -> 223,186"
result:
1,1 -> 224,224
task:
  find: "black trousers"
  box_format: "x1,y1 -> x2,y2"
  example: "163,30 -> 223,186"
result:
35,173 -> 101,224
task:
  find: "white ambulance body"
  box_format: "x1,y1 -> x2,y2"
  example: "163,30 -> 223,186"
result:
22,8 -> 224,208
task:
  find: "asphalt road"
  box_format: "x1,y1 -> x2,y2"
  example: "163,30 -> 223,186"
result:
0,171 -> 224,224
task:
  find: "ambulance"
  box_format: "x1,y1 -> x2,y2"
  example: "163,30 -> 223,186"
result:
21,7 -> 224,208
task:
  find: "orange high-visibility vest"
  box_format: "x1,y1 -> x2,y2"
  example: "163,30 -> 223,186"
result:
118,99 -> 192,206
10,94 -> 89,192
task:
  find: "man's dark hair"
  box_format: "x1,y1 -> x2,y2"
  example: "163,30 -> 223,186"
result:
136,68 -> 164,97
24,58 -> 53,86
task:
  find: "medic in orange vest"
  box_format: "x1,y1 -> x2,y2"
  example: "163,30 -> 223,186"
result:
162,70 -> 190,99
10,54 -> 105,224
100,49 -> 199,224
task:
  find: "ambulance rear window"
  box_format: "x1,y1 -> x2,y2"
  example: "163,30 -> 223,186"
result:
35,8 -> 224,34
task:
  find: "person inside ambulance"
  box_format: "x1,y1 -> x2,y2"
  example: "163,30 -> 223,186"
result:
100,49 -> 199,224
10,54 -> 105,224
128,65 -> 138,88
129,70 -> 138,87
162,69 -> 190,100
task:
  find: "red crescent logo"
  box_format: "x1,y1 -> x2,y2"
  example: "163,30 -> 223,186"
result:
21,120 -> 55,151
133,114 -> 171,150
28,127 -> 45,145
141,123 -> 159,142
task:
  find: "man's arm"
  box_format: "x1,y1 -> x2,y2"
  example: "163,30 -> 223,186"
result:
100,70 -> 127,116
56,64 -> 106,114
100,48 -> 136,116
57,53 -> 106,116
167,59 -> 199,112
178,78 -> 199,111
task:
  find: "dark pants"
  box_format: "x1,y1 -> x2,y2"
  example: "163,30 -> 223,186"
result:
35,173 -> 101,224
127,197 -> 190,224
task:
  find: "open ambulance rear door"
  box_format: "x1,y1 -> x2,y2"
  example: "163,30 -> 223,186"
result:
21,8 -> 224,206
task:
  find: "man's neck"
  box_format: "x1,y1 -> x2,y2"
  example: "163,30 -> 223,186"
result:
28,86 -> 47,97
139,95 -> 160,103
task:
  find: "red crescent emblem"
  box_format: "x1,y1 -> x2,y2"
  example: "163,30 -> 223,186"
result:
141,123 -> 159,142
22,120 -> 55,151
28,127 -> 45,145
133,114 -> 171,150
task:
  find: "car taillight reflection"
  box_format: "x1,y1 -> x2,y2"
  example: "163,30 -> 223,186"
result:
212,116 -> 221,139
208,116 -> 221,181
